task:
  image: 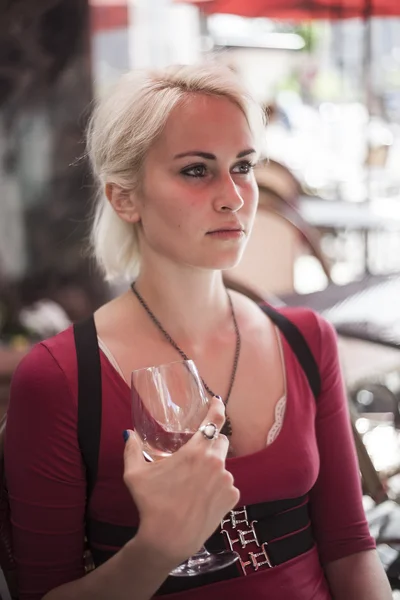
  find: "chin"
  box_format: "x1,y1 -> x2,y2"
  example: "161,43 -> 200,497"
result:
198,250 -> 245,271
180,240 -> 249,272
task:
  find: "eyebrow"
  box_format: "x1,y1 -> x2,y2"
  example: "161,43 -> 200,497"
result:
173,148 -> 256,160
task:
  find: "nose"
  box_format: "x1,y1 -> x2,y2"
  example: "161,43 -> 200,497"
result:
213,174 -> 244,213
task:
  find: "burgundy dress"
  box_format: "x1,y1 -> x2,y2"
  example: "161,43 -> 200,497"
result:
5,307 -> 375,600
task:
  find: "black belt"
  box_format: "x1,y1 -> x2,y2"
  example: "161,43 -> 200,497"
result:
88,494 -> 314,595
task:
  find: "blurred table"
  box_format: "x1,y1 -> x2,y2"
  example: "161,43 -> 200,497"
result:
282,275 -> 400,350
299,196 -> 400,232
299,196 -> 400,275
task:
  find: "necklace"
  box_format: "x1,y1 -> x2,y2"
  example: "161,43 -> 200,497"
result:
130,282 -> 241,437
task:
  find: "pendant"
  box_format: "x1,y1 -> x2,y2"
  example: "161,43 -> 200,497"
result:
221,415 -> 233,437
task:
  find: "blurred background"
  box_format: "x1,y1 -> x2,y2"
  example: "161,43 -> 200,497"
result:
3,0 -> 400,589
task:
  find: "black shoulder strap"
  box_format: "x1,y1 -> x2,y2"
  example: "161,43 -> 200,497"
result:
73,316 -> 102,500
260,304 -> 321,399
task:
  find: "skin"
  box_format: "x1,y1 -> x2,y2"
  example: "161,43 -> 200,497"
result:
44,94 -> 391,599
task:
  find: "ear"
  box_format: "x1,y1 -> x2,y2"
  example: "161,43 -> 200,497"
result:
105,183 -> 141,224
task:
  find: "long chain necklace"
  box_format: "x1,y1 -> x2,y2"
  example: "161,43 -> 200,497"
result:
130,282 -> 241,437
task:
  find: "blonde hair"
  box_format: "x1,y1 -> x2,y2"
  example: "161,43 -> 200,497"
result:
87,62 -> 266,281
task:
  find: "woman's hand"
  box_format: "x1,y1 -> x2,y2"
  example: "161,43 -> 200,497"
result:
123,396 -> 239,569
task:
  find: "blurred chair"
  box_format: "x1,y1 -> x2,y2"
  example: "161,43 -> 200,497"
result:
255,159 -> 302,207
228,183 -> 331,296
351,382 -> 400,428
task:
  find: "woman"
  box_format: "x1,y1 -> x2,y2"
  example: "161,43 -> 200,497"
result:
5,63 -> 391,600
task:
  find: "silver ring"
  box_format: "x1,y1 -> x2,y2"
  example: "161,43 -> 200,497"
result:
199,422 -> 219,441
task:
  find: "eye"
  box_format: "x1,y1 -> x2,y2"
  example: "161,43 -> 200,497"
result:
231,160 -> 255,175
181,164 -> 208,178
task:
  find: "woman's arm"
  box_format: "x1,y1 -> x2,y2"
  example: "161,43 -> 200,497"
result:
325,550 -> 392,600
42,533 -> 172,600
301,313 -> 388,593
6,343 -> 89,599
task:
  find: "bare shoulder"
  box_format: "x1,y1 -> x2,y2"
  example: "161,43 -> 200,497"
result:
94,293 -> 123,332
94,291 -> 145,341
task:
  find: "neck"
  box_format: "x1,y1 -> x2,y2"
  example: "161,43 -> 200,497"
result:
132,262 -> 232,346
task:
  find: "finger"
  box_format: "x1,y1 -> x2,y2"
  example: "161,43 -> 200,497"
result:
201,395 -> 226,432
210,433 -> 230,460
123,429 -> 146,468
187,396 -> 226,448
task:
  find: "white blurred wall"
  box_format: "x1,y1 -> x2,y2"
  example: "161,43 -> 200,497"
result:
128,0 -> 202,68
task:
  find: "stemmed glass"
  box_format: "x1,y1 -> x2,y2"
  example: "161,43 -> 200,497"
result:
131,359 -> 239,577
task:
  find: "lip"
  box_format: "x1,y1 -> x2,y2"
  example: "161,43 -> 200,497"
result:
206,228 -> 245,239
207,225 -> 245,234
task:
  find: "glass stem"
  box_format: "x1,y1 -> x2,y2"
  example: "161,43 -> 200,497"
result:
187,546 -> 212,568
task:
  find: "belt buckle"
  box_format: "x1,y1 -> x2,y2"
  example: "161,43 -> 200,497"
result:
248,543 -> 273,572
221,507 -> 248,529
238,520 -> 260,548
220,506 -> 274,575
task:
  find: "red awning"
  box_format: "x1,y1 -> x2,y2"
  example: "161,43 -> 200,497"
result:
90,1 -> 128,32
175,0 -> 400,19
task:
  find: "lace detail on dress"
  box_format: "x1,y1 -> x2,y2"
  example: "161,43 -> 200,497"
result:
266,395 -> 287,445
266,325 -> 288,446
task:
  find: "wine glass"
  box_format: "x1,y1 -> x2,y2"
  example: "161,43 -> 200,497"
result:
131,359 -> 239,577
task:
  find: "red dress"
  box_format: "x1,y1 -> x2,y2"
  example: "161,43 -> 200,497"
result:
5,307 -> 375,600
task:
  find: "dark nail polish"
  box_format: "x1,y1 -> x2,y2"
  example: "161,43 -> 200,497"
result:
123,430 -> 130,443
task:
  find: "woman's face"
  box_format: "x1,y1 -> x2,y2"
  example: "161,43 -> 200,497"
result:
136,94 -> 259,272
